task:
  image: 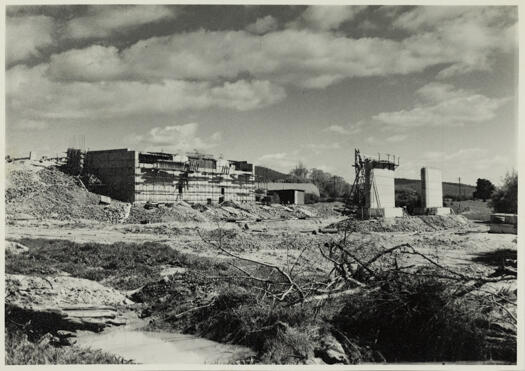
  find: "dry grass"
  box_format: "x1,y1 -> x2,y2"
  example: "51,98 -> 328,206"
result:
5,327 -> 133,365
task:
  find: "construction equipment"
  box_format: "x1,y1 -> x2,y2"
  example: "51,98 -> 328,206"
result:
344,148 -> 399,219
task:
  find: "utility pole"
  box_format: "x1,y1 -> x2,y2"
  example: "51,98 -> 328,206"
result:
458,177 -> 462,212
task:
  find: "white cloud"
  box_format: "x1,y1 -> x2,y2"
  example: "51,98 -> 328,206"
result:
305,143 -> 341,150
304,142 -> 341,155
43,6 -> 516,90
259,153 -> 288,161
258,152 -> 298,172
324,121 -> 364,135
246,15 -> 278,34
394,6 -> 516,78
6,64 -> 286,124
418,148 -> 512,184
47,45 -> 126,82
129,123 -> 221,152
385,134 -> 407,143
6,15 -> 55,64
373,83 -> 510,128
423,148 -> 485,162
65,5 -> 176,39
288,6 -> 365,31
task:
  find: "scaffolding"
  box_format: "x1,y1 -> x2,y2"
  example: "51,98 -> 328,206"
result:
345,149 -> 399,218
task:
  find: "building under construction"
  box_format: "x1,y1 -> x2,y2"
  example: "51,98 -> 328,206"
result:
347,149 -> 451,218
347,149 -> 403,218
66,148 -> 255,204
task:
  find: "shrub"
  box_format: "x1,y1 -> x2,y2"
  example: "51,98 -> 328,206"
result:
395,189 -> 420,213
332,273 -> 515,362
491,171 -> 517,213
304,193 -> 319,204
178,288 -> 315,364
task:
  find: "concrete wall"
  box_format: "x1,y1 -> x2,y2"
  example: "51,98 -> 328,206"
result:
84,149 -> 136,202
366,168 -> 396,209
421,167 -> 443,208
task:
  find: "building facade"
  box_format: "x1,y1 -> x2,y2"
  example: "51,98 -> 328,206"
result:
73,148 -> 255,204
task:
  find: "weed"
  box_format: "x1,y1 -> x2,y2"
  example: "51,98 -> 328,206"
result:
5,327 -> 132,365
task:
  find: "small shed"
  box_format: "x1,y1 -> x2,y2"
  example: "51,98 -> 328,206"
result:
267,188 -> 305,205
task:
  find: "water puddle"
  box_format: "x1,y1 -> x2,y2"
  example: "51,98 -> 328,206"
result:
75,317 -> 255,364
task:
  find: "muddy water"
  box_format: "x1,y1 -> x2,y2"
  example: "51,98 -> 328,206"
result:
75,317 -> 255,364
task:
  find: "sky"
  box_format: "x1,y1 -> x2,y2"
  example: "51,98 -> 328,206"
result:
5,5 -> 518,185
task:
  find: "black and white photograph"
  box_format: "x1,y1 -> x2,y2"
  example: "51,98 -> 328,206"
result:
2,2 -> 522,367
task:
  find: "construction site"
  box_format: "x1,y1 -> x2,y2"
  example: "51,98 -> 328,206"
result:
5,146 -> 518,365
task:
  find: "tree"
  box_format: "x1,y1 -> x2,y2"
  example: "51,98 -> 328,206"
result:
289,162 -> 309,182
473,178 -> 495,201
490,171 -> 518,213
395,189 -> 420,214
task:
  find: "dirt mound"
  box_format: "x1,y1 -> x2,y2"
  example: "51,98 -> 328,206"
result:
126,200 -> 336,224
330,215 -> 475,233
6,162 -> 339,224
6,164 -> 127,223
6,274 -> 130,333
127,203 -> 208,224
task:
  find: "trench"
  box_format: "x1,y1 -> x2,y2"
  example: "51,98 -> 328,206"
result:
75,316 -> 256,364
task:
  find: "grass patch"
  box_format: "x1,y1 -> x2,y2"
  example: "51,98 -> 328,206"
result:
6,238 -> 219,290
5,327 -> 132,365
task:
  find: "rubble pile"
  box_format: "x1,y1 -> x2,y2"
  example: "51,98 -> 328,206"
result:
127,199 -> 340,224
127,202 -> 208,224
331,215 -> 476,233
6,162 -> 342,225
6,163 -> 128,223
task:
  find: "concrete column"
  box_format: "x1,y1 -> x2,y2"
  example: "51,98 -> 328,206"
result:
365,167 -> 403,218
421,167 -> 443,208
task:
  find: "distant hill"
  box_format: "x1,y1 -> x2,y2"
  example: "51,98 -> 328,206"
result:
395,178 -> 476,199
254,166 -> 292,183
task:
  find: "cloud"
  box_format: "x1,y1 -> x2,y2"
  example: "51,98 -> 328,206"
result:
129,123 -> 221,152
288,6 -> 366,31
47,45 -> 126,82
246,15 -> 278,34
305,143 -> 341,150
418,148 -> 512,183
6,15 -> 55,64
324,121 -> 364,135
304,142 -> 341,155
12,119 -> 48,130
6,64 -> 286,124
43,6 -> 516,90
258,152 -> 298,172
373,83 -> 510,128
385,134 -> 407,143
64,5 -> 176,39
422,148 -> 485,162
393,6 -> 516,78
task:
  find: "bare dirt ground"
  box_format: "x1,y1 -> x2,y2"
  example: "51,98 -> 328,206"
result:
6,214 -> 516,285
5,162 -> 518,364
